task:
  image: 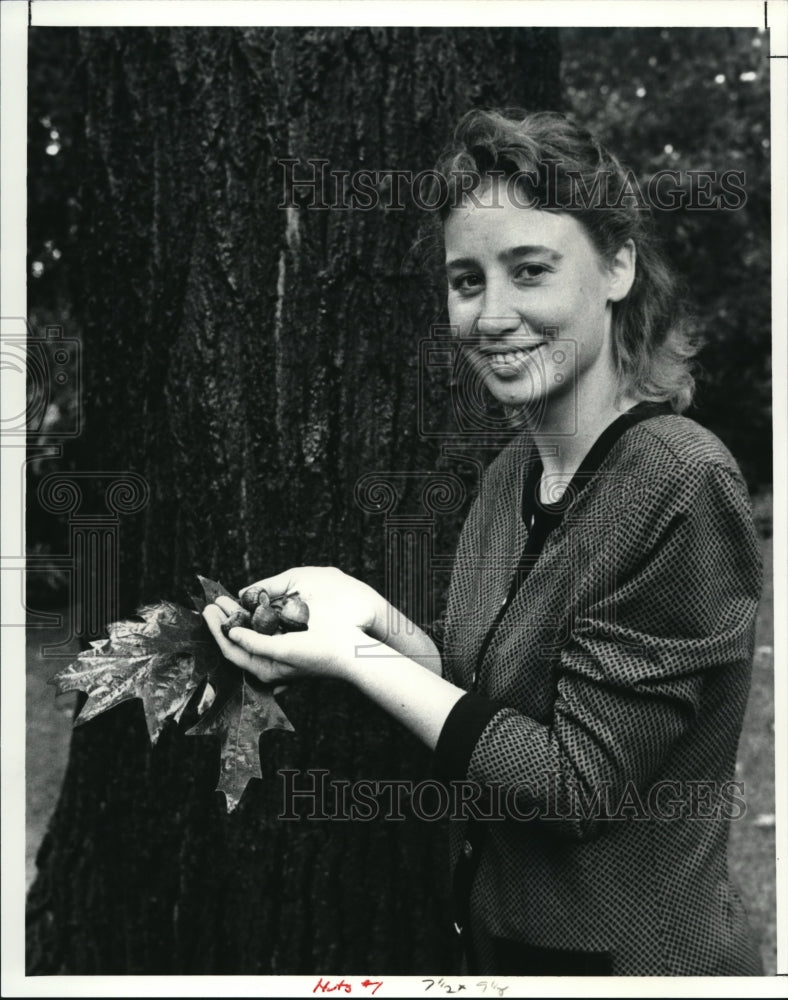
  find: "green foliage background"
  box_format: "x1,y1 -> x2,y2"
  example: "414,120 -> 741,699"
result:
561,27 -> 771,487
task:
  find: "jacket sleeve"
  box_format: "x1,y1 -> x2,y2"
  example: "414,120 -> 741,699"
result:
432,460 -> 762,840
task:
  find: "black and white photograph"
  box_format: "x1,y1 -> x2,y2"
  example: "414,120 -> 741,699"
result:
2,0 -> 785,993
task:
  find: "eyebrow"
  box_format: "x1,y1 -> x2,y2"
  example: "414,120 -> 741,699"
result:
445,244 -> 563,269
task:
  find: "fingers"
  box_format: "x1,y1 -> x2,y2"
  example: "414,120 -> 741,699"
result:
204,602 -> 279,660
215,595 -> 242,616
202,604 -> 249,663
238,569 -> 298,602
228,624 -> 283,659
202,605 -> 295,685
202,602 -> 228,632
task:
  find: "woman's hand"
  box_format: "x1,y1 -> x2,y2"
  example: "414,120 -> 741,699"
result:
238,566 -> 388,637
203,596 -> 463,751
202,595 -> 363,686
223,565 -> 442,677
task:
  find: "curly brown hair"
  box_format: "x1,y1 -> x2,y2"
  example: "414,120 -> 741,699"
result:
427,108 -> 699,413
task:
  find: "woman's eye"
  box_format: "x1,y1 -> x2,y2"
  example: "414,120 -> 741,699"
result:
450,273 -> 484,294
516,263 -> 549,281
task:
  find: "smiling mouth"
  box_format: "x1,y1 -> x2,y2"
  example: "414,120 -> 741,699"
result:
483,343 -> 545,367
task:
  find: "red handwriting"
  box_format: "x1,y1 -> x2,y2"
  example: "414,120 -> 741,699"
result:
312,977 -> 384,995
313,978 -> 352,994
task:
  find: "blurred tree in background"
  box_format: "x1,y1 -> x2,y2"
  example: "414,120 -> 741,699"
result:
28,26 -> 772,529
561,26 -> 771,487
24,24 -> 772,975
25,26 -> 562,974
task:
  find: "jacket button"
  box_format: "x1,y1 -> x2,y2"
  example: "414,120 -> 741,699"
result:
462,840 -> 473,860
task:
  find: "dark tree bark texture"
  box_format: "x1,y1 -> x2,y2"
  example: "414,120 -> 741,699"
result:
26,27 -> 561,974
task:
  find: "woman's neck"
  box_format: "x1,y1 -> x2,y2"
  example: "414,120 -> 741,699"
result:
525,382 -> 643,503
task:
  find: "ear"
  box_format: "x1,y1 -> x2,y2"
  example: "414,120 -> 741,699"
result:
607,239 -> 636,303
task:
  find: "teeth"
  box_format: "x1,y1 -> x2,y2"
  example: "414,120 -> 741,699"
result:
491,345 -> 540,365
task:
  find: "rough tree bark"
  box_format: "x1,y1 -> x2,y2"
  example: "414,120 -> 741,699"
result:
26,27 -> 561,974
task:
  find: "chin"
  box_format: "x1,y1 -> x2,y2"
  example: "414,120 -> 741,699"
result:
484,376 -> 547,409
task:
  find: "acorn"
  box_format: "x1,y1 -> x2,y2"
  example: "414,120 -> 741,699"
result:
240,584 -> 270,614
251,604 -> 280,635
221,607 -> 251,637
278,594 -> 310,632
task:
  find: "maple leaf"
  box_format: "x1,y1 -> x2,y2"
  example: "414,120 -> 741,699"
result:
190,574 -> 235,612
50,599 -> 217,744
187,660 -> 295,811
50,575 -> 295,812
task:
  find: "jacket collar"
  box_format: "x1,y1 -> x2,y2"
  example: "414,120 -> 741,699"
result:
521,400 -> 674,532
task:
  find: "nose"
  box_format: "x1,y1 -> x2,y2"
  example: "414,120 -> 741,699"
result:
475,312 -> 521,339
474,278 -> 521,339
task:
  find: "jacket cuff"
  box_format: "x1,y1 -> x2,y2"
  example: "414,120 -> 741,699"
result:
433,692 -> 503,783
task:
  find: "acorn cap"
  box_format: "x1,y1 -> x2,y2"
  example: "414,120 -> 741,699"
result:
240,584 -> 270,613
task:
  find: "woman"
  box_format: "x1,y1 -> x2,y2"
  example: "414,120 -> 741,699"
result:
203,110 -> 763,976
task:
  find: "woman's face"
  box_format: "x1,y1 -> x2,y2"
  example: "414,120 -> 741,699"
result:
443,179 -> 634,418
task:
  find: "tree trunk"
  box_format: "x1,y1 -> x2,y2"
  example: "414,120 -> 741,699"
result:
26,26 -> 561,974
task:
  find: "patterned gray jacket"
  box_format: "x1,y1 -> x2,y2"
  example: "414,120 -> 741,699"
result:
432,409 -> 763,976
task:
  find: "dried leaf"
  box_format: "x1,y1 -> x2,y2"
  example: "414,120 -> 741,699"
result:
187,660 -> 294,811
50,599 -> 217,744
50,576 -> 295,811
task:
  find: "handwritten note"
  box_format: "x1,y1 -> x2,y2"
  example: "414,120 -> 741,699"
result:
423,979 -> 509,996
312,978 -> 384,995
310,975 -> 510,996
